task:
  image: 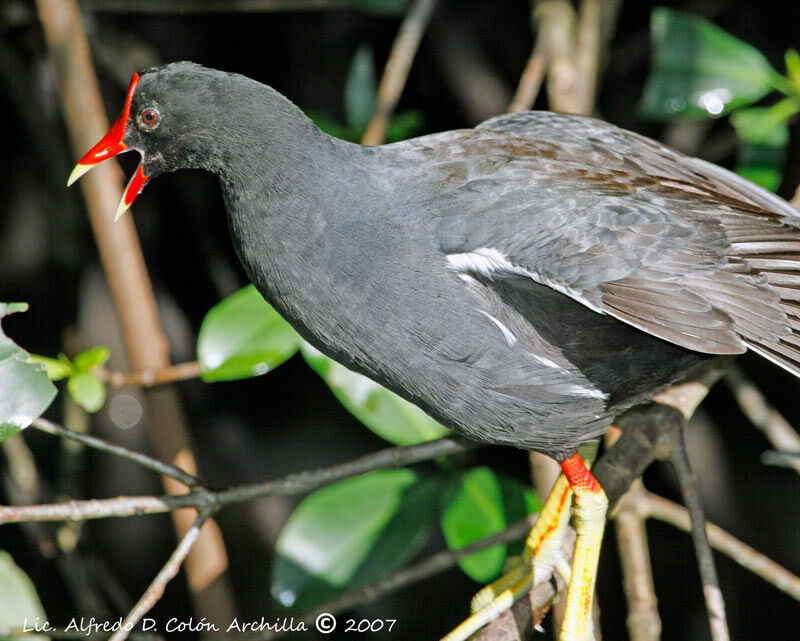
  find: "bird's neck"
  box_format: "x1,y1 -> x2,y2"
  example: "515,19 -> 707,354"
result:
211,92 -> 374,318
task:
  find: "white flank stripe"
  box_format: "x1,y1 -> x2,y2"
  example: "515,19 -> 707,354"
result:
566,384 -> 608,400
478,310 -> 517,346
446,247 -> 514,276
446,247 -> 604,313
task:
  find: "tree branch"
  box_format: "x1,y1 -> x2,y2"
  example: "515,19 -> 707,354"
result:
670,428 -> 730,641
641,491 -> 800,601
110,509 -> 215,641
0,435 -> 475,525
99,361 -> 203,388
31,418 -> 200,488
361,0 -> 438,145
724,365 -> 800,476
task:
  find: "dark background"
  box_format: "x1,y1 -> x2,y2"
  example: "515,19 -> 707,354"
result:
1,0 -> 799,639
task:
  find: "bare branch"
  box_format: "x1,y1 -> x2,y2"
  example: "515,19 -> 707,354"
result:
671,429 -> 730,641
0,436 -> 474,525
32,418 -> 200,488
613,481 -> 661,641
110,509 -> 215,641
362,0 -> 438,145
724,365 -> 800,476
641,491 -> 800,601
508,39 -> 547,113
100,361 -> 203,388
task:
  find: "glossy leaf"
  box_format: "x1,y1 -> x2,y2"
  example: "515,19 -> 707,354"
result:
639,8 -> 780,119
73,345 -> 111,372
307,112 -> 358,142
197,285 -> 301,382
441,468 -> 539,582
0,304 -> 57,442
272,469 -> 440,610
731,106 -> 792,191
786,49 -> 800,93
31,354 -> 73,382
440,467 -> 507,582
386,109 -> 424,143
67,373 -> 106,413
344,45 -> 376,132
300,341 -> 450,445
0,551 -> 48,640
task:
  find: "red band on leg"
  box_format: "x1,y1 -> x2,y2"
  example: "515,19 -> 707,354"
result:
560,453 -> 602,495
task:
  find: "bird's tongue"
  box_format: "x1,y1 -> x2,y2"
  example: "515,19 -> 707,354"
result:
67,72 -> 148,220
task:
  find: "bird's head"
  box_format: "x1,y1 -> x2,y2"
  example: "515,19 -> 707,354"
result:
68,62 -> 246,220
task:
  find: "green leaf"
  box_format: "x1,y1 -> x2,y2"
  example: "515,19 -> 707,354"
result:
386,109 -> 424,143
0,304 -> 57,442
731,106 -> 792,191
300,341 -> 450,445
786,49 -> 800,94
272,469 -> 440,610
499,474 -> 541,558
30,354 -> 73,382
639,8 -> 780,119
441,467 -> 508,582
307,112 -> 359,142
344,45 -> 376,132
0,550 -> 49,640
197,285 -> 301,382
67,373 -> 106,413
72,345 -> 111,372
734,167 -> 782,192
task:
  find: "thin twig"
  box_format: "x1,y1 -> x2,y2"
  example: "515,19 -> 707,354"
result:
671,428 -> 730,641
724,365 -> 800,476
641,491 -> 800,601
32,418 -> 200,488
0,436 -> 474,525
99,361 -> 203,388
109,508 -> 215,641
613,481 -> 661,641
361,0 -> 438,145
573,0 -> 601,114
608,422 -> 661,641
508,38 -> 547,113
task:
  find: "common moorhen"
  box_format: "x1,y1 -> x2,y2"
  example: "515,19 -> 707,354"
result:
69,62 -> 800,641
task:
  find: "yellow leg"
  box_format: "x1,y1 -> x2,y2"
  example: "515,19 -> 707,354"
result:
441,449 -> 607,641
557,453 -> 608,641
441,472 -> 574,641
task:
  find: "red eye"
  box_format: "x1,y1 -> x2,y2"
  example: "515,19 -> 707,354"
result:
140,109 -> 159,127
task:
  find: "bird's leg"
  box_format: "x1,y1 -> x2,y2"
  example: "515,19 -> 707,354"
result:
441,443 -> 604,641
557,452 -> 607,641
470,472 -> 573,613
440,466 -> 576,641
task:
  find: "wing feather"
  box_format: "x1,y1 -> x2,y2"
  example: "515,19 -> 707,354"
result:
432,111 -> 800,377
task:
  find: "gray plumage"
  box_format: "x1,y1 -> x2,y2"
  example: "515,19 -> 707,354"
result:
122,62 -> 800,459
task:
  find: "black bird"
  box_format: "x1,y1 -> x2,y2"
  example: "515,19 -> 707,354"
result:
69,62 -> 800,641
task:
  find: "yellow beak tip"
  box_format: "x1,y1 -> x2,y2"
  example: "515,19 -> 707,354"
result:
67,163 -> 92,187
114,199 -> 131,222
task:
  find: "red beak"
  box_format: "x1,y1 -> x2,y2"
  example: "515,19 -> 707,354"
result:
67,72 -> 148,221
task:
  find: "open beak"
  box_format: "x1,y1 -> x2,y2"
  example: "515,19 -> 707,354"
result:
67,72 -> 148,221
